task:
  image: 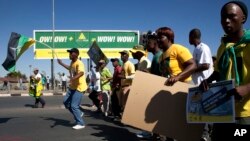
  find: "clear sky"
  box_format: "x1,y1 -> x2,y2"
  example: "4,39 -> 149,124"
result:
0,0 -> 249,79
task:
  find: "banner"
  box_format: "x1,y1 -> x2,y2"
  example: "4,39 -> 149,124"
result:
34,30 -> 139,59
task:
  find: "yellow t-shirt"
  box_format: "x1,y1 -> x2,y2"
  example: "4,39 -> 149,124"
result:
121,60 -> 135,86
216,41 -> 250,117
69,59 -> 87,92
159,44 -> 193,82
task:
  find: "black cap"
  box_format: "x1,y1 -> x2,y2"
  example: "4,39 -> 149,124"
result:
67,48 -> 79,54
223,1 -> 248,23
111,58 -> 119,62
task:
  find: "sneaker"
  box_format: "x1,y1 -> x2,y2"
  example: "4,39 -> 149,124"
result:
200,132 -> 211,141
136,131 -> 152,139
200,136 -> 210,141
112,116 -> 121,122
104,112 -> 108,117
72,125 -> 85,130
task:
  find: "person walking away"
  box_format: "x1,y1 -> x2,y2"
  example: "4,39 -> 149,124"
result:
41,74 -> 47,90
61,73 -> 67,92
19,77 -> 23,90
57,48 -> 87,130
46,76 -> 50,90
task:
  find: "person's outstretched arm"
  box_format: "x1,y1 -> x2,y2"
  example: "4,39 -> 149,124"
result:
57,59 -> 70,70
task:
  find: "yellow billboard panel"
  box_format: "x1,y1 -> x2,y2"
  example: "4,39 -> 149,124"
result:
34,48 -> 131,59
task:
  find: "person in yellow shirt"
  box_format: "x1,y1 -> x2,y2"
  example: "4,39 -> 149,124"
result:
156,27 -> 196,86
201,1 -> 250,140
118,50 -> 135,112
156,27 -> 196,141
57,48 -> 87,130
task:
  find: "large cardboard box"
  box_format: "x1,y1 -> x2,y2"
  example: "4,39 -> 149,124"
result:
122,71 -> 204,141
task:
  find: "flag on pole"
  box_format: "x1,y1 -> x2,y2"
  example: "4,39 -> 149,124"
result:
2,32 -> 35,72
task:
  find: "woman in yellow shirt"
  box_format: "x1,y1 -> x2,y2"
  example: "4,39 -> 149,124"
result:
156,27 -> 196,86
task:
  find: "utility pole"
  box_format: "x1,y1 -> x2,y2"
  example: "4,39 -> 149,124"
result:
29,65 -> 32,76
51,0 -> 55,90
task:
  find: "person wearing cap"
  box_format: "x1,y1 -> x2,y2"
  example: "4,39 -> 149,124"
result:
130,45 -> 151,71
118,50 -> 135,112
98,59 -> 112,116
29,68 -> 46,108
110,58 -> 123,120
57,48 -> 87,130
200,1 -> 250,140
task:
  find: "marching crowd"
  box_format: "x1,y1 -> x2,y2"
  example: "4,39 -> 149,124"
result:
29,1 -> 249,141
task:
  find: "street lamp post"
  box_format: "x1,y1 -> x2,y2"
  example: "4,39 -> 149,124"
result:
29,65 -> 32,76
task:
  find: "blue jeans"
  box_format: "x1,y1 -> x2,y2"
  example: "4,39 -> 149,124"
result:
64,89 -> 85,126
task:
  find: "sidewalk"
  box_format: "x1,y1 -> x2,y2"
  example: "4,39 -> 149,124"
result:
0,89 -> 66,97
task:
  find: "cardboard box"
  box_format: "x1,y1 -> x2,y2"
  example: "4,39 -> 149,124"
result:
122,71 -> 204,141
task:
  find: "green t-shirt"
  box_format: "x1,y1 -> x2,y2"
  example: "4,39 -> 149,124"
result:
100,67 -> 112,91
150,50 -> 162,76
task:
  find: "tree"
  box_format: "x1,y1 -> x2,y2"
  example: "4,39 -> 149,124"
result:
7,71 -> 27,80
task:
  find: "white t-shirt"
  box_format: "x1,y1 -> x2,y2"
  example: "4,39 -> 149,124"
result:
35,73 -> 42,79
137,56 -> 151,71
192,42 -> 214,85
93,71 -> 101,92
61,75 -> 67,82
89,68 -> 101,92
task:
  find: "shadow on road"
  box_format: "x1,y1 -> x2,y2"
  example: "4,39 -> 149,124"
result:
42,117 -> 74,128
88,123 -> 140,141
24,104 -> 35,108
0,117 -> 17,124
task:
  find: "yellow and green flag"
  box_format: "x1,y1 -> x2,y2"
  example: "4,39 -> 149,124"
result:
2,32 -> 35,72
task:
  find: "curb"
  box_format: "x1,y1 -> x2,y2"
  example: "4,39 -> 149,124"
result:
0,93 -> 66,97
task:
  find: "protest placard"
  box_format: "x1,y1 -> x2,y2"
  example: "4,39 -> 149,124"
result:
87,41 -> 109,65
122,71 -> 204,141
187,80 -> 235,123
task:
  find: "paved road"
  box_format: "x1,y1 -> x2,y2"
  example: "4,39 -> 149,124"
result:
0,95 -> 141,141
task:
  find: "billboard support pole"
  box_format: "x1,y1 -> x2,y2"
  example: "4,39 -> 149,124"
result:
51,0 -> 55,91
